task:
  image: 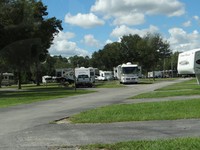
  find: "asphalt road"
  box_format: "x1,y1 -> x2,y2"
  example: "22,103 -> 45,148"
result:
0,78 -> 199,150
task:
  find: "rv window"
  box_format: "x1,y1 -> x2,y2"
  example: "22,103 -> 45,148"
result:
122,67 -> 138,74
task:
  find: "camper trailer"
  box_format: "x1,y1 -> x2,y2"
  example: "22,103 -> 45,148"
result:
177,48 -> 200,84
148,71 -> 162,78
1,73 -> 14,86
55,68 -> 75,84
75,67 -> 95,87
97,70 -> 113,81
114,62 -> 141,84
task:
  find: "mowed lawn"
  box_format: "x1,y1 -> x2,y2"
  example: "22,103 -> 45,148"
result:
71,78 -> 200,150
80,137 -> 200,150
70,78 -> 200,123
0,84 -> 94,108
131,78 -> 200,99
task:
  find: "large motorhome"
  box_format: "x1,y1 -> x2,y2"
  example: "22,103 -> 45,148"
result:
114,62 -> 141,84
177,48 -> 200,84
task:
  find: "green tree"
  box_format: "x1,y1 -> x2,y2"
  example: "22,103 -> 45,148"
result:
120,34 -> 142,63
0,0 -> 62,88
138,33 -> 172,78
69,55 -> 90,68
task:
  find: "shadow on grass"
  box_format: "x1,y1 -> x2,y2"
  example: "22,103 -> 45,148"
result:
0,85 -> 95,108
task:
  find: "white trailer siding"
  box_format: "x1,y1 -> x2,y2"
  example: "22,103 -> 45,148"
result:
177,48 -> 200,84
55,68 -> 74,80
75,67 -> 95,83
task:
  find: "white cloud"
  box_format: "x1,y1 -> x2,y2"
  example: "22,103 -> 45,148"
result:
49,31 -> 90,57
83,34 -> 100,47
193,15 -> 199,21
168,28 -> 200,52
54,31 -> 75,41
91,0 -> 185,25
113,12 -> 145,26
182,21 -> 191,27
110,25 -> 159,38
65,13 -> 104,28
105,39 -> 113,44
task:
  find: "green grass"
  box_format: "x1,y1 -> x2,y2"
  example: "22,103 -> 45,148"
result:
69,99 -> 200,123
69,78 -> 200,123
157,78 -> 199,91
0,84 -> 94,108
80,137 -> 200,150
131,78 -> 200,99
95,80 -> 125,88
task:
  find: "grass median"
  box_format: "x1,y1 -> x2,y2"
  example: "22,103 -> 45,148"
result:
70,78 -> 200,123
70,98 -> 200,123
131,78 -> 200,99
80,137 -> 200,150
0,84 -> 94,108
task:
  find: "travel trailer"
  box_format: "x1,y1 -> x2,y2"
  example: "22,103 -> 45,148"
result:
56,68 -> 74,80
148,71 -> 162,78
114,62 -> 141,84
97,70 -> 113,81
1,73 -> 14,86
55,68 -> 75,84
75,67 -> 95,87
42,75 -> 56,84
177,48 -> 200,84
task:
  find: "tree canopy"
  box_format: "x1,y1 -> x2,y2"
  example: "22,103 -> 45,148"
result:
91,33 -> 172,74
0,0 -> 62,89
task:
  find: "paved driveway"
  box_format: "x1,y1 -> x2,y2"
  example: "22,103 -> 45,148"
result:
0,78 -> 198,150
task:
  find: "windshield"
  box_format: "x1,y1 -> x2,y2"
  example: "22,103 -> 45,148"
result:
122,67 -> 138,74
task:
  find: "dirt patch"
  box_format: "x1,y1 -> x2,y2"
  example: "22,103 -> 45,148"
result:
54,117 -> 72,124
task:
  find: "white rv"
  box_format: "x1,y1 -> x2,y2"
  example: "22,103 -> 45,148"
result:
55,68 -> 74,81
114,62 -> 141,84
148,71 -> 162,78
97,70 -> 113,81
1,73 -> 14,86
177,48 -> 200,84
75,67 -> 95,87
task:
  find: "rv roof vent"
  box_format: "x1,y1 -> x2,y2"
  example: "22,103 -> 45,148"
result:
126,62 -> 131,65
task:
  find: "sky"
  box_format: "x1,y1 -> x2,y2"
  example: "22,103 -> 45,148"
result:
41,0 -> 200,57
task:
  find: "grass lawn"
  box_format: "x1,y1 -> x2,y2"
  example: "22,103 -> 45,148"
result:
70,99 -> 200,123
79,137 -> 200,150
95,80 -> 125,88
69,78 -> 200,123
131,78 -> 200,99
0,84 -> 94,108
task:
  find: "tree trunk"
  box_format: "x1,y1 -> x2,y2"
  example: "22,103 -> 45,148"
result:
18,70 -> 22,89
36,62 -> 40,86
0,72 -> 2,88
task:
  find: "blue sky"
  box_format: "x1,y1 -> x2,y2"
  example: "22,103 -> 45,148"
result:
41,0 -> 200,57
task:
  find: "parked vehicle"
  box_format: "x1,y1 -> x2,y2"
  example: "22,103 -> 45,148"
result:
55,68 -> 74,82
1,73 -> 14,86
75,67 -> 95,87
97,70 -> 113,81
76,74 -> 93,87
177,48 -> 200,84
114,62 -> 141,84
148,71 -> 162,78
